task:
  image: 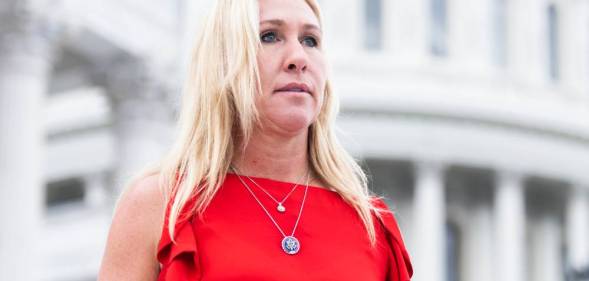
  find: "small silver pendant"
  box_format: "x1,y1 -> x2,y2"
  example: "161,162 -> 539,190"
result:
277,203 -> 286,213
282,236 -> 300,255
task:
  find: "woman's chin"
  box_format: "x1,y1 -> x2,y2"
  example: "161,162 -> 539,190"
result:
265,112 -> 314,135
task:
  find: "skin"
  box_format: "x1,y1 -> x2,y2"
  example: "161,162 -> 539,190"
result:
98,0 -> 327,279
233,0 -> 329,188
97,174 -> 165,280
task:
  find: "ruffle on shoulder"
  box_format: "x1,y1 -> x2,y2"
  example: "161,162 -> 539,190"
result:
372,198 -> 414,281
157,199 -> 201,281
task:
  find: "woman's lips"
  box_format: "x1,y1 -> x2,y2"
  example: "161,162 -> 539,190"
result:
274,82 -> 312,95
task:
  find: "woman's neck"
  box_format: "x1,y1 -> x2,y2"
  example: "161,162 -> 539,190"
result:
232,128 -> 310,184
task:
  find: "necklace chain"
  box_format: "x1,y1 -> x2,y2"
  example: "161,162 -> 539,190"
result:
243,170 -> 306,210
231,166 -> 310,238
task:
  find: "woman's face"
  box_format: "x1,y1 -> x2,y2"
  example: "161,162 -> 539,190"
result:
256,0 -> 327,135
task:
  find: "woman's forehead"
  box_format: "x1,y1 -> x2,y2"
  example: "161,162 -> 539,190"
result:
258,0 -> 320,28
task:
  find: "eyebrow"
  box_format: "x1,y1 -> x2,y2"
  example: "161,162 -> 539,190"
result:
260,19 -> 322,34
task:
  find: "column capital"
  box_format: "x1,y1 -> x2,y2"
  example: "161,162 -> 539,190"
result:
496,170 -> 525,186
100,54 -> 163,99
414,161 -> 447,184
569,183 -> 589,195
414,161 -> 446,173
97,54 -> 175,123
0,2 -> 61,60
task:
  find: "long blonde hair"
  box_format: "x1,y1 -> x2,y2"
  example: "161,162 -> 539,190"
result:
137,0 -> 379,245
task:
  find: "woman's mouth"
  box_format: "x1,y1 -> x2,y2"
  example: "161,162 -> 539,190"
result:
274,82 -> 312,95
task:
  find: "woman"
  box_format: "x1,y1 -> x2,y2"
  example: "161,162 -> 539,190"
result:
98,0 -> 413,280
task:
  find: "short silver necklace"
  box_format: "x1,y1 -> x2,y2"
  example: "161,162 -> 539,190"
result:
241,169 -> 307,213
231,166 -> 310,255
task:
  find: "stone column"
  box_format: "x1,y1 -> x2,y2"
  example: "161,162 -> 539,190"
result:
321,0 -> 362,58
530,211 -> 564,281
506,0 -> 547,84
559,0 -> 589,92
463,202 -> 494,281
446,0 -> 494,69
412,162 -> 446,281
84,171 -> 108,209
494,171 -> 526,281
566,185 -> 589,275
102,55 -> 174,196
0,3 -> 58,281
385,0 -> 430,63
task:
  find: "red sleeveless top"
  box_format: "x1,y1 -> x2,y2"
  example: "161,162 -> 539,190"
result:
157,173 -> 413,281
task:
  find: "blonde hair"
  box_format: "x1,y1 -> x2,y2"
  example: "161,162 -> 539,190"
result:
136,0 -> 380,245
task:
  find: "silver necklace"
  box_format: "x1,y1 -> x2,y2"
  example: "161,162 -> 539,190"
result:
231,166 -> 310,255
242,170 -> 307,213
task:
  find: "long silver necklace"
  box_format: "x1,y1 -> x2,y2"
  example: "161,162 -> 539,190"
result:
242,170 -> 307,213
231,166 -> 310,255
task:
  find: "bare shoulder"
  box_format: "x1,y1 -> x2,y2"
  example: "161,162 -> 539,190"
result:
98,173 -> 168,281
114,174 -> 168,225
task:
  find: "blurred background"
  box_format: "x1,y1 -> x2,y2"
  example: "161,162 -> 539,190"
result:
1,0 -> 588,280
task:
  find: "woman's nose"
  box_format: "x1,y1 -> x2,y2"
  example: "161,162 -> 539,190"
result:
283,41 -> 308,73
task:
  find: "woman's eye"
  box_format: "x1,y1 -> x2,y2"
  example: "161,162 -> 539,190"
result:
302,36 -> 318,48
260,31 -> 277,43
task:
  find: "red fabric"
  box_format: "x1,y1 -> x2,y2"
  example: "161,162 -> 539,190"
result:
157,173 -> 413,281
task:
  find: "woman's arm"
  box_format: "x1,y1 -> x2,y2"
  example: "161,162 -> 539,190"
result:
98,174 -> 166,281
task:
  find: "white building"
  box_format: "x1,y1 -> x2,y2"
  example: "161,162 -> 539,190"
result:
0,0 -> 588,281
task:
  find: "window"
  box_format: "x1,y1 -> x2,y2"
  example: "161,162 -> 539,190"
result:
431,0 -> 448,56
493,0 -> 507,66
365,0 -> 383,50
547,4 -> 559,81
46,178 -> 85,208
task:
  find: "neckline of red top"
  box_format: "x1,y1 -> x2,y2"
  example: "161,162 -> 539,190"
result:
226,172 -> 337,193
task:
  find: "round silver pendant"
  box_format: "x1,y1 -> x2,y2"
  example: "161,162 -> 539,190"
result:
277,204 -> 286,213
281,236 -> 300,255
